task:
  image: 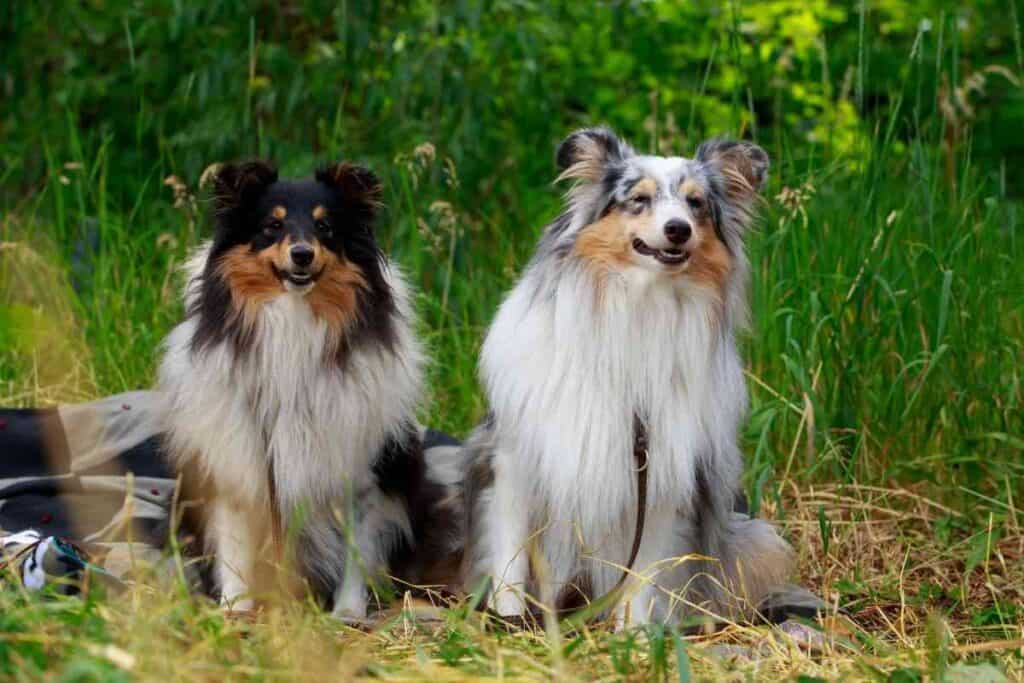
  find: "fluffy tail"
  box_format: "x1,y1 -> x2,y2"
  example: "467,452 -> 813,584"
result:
388,429 -> 466,594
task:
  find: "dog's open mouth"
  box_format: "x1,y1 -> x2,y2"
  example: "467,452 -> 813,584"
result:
273,266 -> 322,287
632,238 -> 689,266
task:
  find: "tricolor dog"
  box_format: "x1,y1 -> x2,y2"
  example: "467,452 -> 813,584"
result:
158,161 -> 456,616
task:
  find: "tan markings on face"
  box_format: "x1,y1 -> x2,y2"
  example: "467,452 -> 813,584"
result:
680,178 -> 714,218
306,251 -> 367,337
679,178 -> 703,201
573,176 -> 659,276
687,219 -> 733,293
265,234 -> 327,274
312,205 -> 327,221
276,236 -> 338,287
574,176 -> 659,272
629,177 -> 657,200
216,243 -> 286,335
271,205 -> 287,220
269,234 -> 295,270
574,209 -> 651,271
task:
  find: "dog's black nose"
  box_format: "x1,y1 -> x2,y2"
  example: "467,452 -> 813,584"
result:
663,219 -> 692,245
290,244 -> 315,268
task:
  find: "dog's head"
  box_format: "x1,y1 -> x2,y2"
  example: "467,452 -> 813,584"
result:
192,160 -> 394,355
208,160 -> 383,293
554,127 -> 768,292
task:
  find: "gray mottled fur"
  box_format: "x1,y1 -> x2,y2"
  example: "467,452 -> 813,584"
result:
463,127 -> 791,625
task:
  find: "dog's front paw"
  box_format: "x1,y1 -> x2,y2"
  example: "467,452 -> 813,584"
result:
488,586 -> 527,618
331,610 -> 373,630
331,598 -> 373,630
331,585 -> 369,622
220,596 -> 256,614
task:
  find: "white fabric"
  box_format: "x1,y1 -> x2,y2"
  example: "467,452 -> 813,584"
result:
22,537 -> 52,590
1,529 -> 41,548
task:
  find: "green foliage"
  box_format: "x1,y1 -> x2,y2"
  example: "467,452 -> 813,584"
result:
1,0 -> 1022,510
887,668 -> 923,683
1,0 -> 1023,622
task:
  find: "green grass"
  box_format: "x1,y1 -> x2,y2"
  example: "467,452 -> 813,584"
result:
2,1 -> 1024,680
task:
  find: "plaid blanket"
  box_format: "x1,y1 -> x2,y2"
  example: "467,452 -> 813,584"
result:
0,391 -> 461,593
0,392 -> 173,547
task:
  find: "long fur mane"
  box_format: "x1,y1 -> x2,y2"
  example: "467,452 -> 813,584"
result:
464,128 -> 791,622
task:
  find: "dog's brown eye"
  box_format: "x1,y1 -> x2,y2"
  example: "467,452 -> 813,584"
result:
686,196 -> 704,211
263,220 -> 283,236
316,220 -> 333,238
628,195 -> 650,212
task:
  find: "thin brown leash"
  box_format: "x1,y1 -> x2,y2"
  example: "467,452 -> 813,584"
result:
607,414 -> 649,598
487,414 -> 649,630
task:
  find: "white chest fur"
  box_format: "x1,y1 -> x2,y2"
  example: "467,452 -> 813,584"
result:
158,252 -> 423,510
481,266 -> 746,534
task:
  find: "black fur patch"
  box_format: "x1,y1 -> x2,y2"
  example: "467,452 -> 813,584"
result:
373,424 -> 427,500
373,425 -> 461,588
211,160 -> 279,216
188,264 -> 254,354
556,126 -> 628,171
704,185 -> 735,255
601,164 -> 626,199
692,460 -> 714,538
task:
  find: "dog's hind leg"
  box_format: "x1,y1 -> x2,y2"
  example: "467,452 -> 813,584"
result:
708,514 -> 793,618
666,511 -> 793,623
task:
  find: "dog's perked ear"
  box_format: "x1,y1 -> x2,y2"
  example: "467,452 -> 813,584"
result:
316,163 -> 383,226
696,139 -> 769,200
555,126 -> 631,183
210,160 -> 278,216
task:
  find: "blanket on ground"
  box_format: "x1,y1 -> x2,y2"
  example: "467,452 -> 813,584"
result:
0,391 -> 461,592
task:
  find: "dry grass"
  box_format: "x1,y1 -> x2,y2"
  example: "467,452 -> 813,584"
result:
1,375 -> 1020,681
3,486 -> 1021,681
